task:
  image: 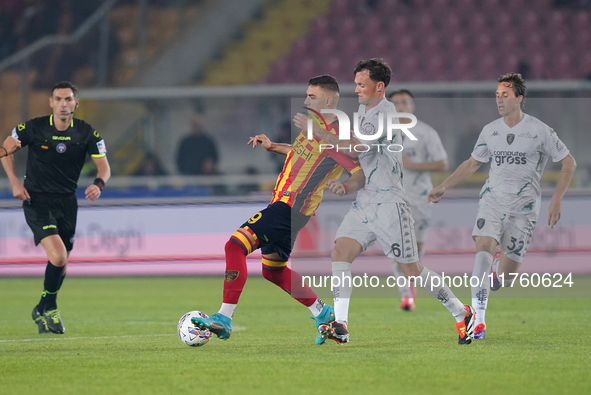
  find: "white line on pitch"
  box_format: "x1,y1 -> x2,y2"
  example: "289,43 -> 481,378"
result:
0,327 -> 246,343
0,334 -> 172,343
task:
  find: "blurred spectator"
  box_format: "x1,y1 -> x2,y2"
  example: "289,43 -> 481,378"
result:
14,0 -> 56,51
39,0 -> 74,88
0,13 -> 15,60
553,0 -> 578,7
0,0 -> 26,17
271,120 -> 292,173
362,0 -> 380,12
238,166 -> 260,195
71,64 -> 98,88
134,152 -> 168,176
400,0 -> 413,9
517,62 -> 531,80
176,116 -> 219,175
554,0 -> 591,7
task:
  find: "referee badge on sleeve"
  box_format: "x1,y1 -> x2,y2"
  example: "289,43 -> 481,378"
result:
97,139 -> 107,154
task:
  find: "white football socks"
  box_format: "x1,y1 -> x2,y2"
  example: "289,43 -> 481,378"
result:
392,261 -> 413,299
218,303 -> 236,319
418,267 -> 466,322
332,261 -> 352,325
471,251 -> 493,326
308,298 -> 325,317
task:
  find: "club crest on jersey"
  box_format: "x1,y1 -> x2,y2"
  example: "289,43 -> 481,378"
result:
56,143 -> 67,153
477,218 -> 485,229
507,134 -> 515,145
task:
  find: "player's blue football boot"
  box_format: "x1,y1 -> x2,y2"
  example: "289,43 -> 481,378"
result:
311,304 -> 335,345
191,313 -> 232,340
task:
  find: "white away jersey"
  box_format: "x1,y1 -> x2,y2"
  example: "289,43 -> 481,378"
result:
402,120 -> 447,200
355,98 -> 408,205
471,114 -> 569,217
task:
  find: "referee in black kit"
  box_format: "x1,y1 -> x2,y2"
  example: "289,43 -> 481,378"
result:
1,81 -> 111,334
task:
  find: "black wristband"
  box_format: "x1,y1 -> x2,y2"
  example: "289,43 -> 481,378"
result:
0,146 -> 7,157
93,178 -> 105,191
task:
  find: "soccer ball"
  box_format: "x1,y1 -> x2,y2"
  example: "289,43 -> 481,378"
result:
177,311 -> 212,347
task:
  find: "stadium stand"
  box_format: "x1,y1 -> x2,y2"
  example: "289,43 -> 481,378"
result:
201,0 -> 332,85
259,0 -> 591,83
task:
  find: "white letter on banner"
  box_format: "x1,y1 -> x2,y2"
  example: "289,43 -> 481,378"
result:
320,109 -> 350,140
387,112 -> 418,140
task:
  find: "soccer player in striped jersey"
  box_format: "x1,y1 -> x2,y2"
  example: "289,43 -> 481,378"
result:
192,75 -> 365,345
428,73 -> 576,339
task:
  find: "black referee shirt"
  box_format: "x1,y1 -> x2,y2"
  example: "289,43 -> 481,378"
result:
11,115 -> 107,195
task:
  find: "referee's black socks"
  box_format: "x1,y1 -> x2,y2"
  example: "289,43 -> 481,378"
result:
37,261 -> 64,312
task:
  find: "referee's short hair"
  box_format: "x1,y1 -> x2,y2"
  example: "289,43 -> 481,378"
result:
51,81 -> 78,98
308,75 -> 339,94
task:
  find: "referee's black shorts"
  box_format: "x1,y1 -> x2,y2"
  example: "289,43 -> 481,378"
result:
240,201 -> 310,262
23,193 -> 78,251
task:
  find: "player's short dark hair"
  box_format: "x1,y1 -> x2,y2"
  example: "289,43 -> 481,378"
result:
308,75 -> 339,94
354,58 -> 392,87
390,89 -> 414,99
51,81 -> 78,98
498,72 -> 526,109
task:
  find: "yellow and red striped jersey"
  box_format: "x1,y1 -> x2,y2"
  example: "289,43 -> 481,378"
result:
270,122 -> 361,216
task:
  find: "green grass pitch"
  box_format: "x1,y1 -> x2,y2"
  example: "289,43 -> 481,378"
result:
1,276 -> 590,395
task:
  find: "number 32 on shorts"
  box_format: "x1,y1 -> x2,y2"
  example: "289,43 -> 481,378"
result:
507,236 -> 524,256
248,212 -> 262,224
